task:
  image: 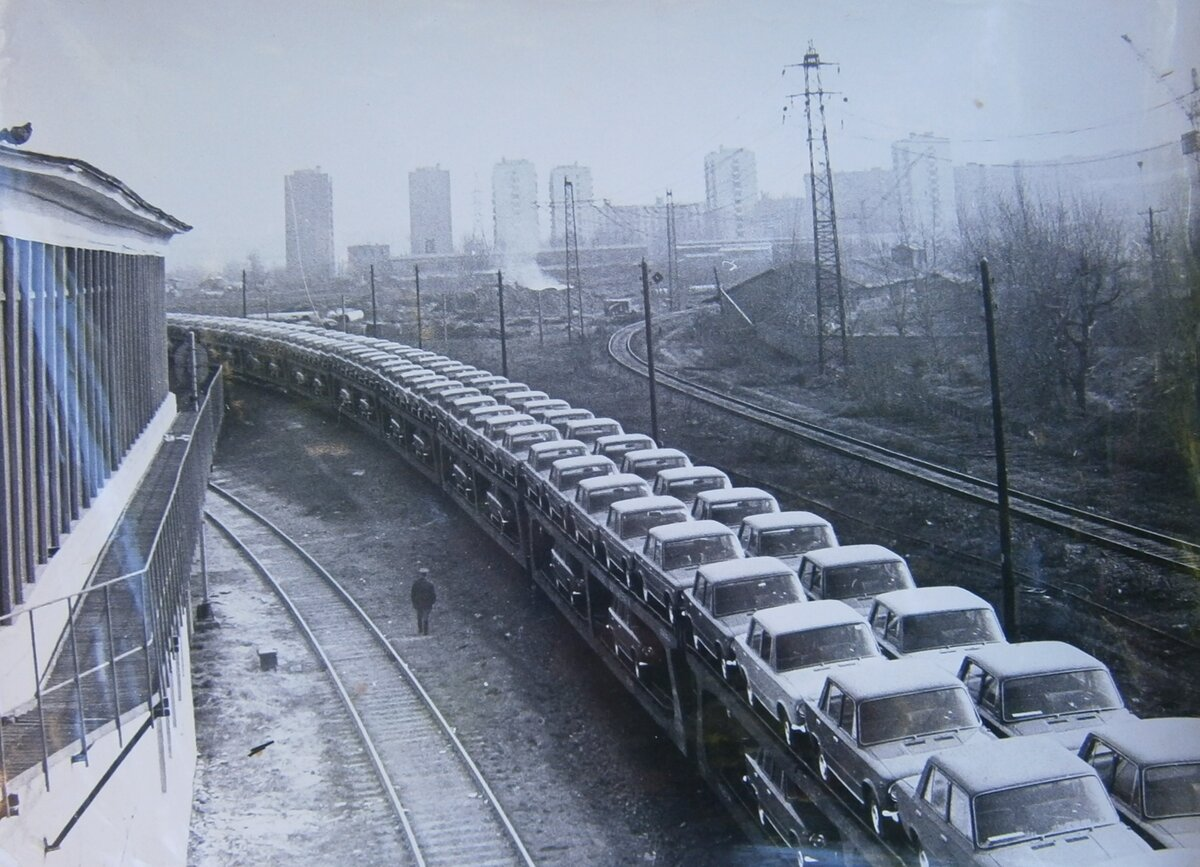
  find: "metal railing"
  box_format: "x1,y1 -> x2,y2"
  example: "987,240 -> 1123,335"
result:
0,368 -> 222,813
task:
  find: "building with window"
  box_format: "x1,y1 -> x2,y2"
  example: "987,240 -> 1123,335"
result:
549,164 -> 595,248
409,166 -> 453,255
704,147 -> 758,241
285,167 -> 335,280
492,158 -> 539,256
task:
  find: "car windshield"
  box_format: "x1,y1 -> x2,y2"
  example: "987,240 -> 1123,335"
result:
618,509 -> 687,540
826,561 -> 910,597
583,484 -> 648,513
901,609 -> 1004,652
857,687 -> 979,746
661,534 -> 739,571
709,500 -> 774,524
556,465 -> 610,490
774,622 -> 876,672
1144,762 -> 1200,819
710,575 -> 800,618
754,526 -> 831,557
974,775 -> 1115,848
1002,670 -> 1124,720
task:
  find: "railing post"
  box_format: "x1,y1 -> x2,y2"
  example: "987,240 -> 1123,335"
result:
66,596 -> 89,766
30,610 -> 51,790
104,583 -> 123,747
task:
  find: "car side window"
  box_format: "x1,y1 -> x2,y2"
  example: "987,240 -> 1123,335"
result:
840,696 -> 857,737
948,784 -> 972,839
1112,757 -> 1140,807
799,562 -> 815,591
960,661 -> 985,698
980,674 -> 1000,713
761,632 -> 774,664
870,605 -> 889,636
885,614 -> 902,645
1084,740 -> 1119,788
922,768 -> 951,819
748,623 -> 763,654
739,525 -> 754,547
824,684 -> 845,721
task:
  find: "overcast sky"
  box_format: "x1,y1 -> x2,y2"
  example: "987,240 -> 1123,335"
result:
1,0 -> 1196,270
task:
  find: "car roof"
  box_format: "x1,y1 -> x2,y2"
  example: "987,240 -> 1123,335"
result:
827,657 -> 964,700
623,447 -> 689,462
657,465 -> 729,482
503,422 -> 557,437
1086,717 -> 1200,765
566,416 -> 620,429
873,586 -> 995,616
803,544 -> 903,567
965,640 -> 1108,678
649,518 -> 732,542
552,455 -> 615,471
695,486 -> 776,504
595,433 -> 655,448
577,473 -> 646,493
609,495 -> 687,515
696,556 -> 795,582
934,735 -> 1100,793
742,510 -> 832,531
753,598 -> 864,633
528,439 -> 586,457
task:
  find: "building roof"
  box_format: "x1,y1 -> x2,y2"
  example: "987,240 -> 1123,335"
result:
873,586 -> 994,617
826,657 -> 964,700
753,599 -> 864,634
742,510 -> 833,531
934,735 -> 1100,793
1086,718 -> 1200,766
965,641 -> 1108,679
696,556 -> 795,583
803,544 -> 905,568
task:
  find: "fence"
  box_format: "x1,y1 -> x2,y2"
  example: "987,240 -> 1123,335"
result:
0,367 -> 222,812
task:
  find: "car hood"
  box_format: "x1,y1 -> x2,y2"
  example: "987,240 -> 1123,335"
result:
870,729 -> 992,783
779,658 -> 873,703
1144,815 -> 1200,849
1007,708 -> 1138,750
980,824 -> 1149,866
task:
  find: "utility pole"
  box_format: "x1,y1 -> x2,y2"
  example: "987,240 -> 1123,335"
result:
980,259 -> 1017,638
369,264 -> 377,335
497,270 -> 509,378
414,264 -> 423,349
666,189 -> 678,311
241,269 -> 247,318
564,178 -> 584,342
787,43 -> 849,370
536,288 -> 544,346
640,260 -> 660,444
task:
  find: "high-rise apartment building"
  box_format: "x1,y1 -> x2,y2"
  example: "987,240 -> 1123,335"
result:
409,166 -> 453,255
492,159 -> 539,255
891,134 -> 956,246
284,168 -> 335,279
704,147 -> 758,240
549,164 -> 595,247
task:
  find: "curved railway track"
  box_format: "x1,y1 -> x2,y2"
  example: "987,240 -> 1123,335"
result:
204,482 -> 536,867
609,320 -> 1200,574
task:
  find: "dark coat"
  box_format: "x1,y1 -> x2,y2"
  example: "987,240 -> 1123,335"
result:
411,576 -> 436,610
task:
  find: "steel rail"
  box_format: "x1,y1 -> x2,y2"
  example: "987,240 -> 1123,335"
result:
206,482 -> 537,867
608,321 -> 1200,573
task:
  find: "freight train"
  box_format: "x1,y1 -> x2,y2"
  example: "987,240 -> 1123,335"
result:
171,314 -> 1196,866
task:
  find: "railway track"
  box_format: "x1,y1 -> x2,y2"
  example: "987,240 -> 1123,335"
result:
204,481 -> 536,867
609,320 -> 1200,574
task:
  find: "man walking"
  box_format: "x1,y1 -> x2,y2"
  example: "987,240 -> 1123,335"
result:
410,568 -> 436,636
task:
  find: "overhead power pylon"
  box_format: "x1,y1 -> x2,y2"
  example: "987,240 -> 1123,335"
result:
786,43 -> 849,371
563,178 -> 584,340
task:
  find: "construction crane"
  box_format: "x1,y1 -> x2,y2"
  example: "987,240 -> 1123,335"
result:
1121,33 -> 1200,255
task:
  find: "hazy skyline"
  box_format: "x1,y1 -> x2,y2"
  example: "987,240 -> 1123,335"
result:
2,0 -> 1196,270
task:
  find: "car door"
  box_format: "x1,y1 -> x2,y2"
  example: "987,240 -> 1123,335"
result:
824,687 -> 860,793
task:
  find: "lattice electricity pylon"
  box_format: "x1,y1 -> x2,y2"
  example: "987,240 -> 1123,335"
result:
564,178 -> 584,339
788,43 -> 849,370
666,189 -> 679,311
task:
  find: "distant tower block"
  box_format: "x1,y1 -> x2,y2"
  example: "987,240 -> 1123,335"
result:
285,168 -> 335,280
492,159 -> 539,256
409,166 -> 453,255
